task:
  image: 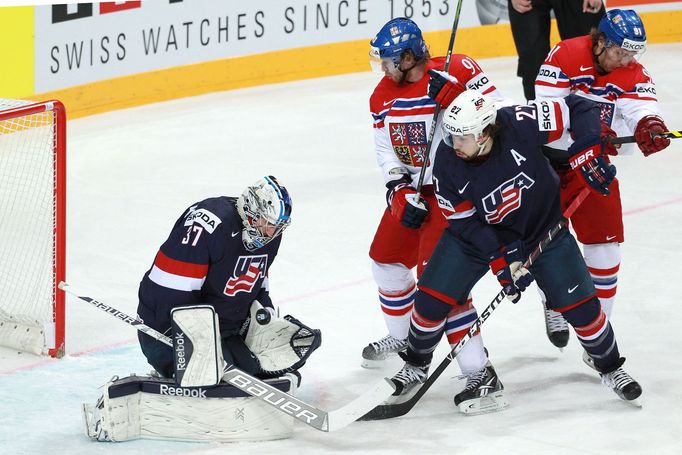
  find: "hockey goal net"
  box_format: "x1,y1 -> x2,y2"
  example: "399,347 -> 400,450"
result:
0,99 -> 66,357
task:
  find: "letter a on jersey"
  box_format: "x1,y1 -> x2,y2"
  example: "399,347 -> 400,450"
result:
510,149 -> 526,167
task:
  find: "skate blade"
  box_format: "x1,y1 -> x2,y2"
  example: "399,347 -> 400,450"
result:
361,358 -> 386,369
378,383 -> 422,406
361,354 -> 400,369
625,397 -> 643,408
457,392 -> 509,415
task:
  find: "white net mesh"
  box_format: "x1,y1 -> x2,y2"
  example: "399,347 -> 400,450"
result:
0,99 -> 59,354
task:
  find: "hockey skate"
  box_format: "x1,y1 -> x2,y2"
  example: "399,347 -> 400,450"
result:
361,334 -> 407,368
385,359 -> 429,405
582,350 -> 597,371
544,307 -> 570,350
601,362 -> 642,406
454,363 -> 509,415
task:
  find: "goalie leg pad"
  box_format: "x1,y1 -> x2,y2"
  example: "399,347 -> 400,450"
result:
82,374 -> 297,442
171,305 -> 226,387
244,301 -> 321,376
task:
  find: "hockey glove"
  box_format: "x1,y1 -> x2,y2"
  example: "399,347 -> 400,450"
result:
635,115 -> 670,156
427,69 -> 466,109
600,122 -> 620,156
568,134 -> 617,196
402,193 -> 430,229
388,183 -> 429,229
489,241 -> 534,303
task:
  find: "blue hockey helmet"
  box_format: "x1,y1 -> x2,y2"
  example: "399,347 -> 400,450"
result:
237,176 -> 292,251
369,18 -> 427,72
598,9 -> 647,54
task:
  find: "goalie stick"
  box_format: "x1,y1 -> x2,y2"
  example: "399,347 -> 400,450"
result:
610,130 -> 682,145
58,282 -> 395,432
359,188 -> 590,421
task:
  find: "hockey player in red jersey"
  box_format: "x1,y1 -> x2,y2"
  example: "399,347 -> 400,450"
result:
362,17 -> 512,414
533,9 -> 671,355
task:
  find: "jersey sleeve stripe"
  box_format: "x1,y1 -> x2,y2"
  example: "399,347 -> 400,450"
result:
535,79 -> 569,89
620,93 -> 656,101
149,265 -> 206,291
154,250 -> 208,278
388,106 -> 437,117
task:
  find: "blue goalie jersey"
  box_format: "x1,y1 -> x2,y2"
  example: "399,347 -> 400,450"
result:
137,196 -> 281,334
433,95 -> 601,256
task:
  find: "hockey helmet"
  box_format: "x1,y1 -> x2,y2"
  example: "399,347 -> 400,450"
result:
441,90 -> 498,147
369,17 -> 427,72
237,176 -> 292,251
598,9 -> 647,54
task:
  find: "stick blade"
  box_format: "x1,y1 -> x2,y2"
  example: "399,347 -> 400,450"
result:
357,399 -> 414,421
326,378 -> 396,431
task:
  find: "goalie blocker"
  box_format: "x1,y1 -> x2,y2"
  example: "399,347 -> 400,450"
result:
83,374 -> 298,442
168,302 -> 321,385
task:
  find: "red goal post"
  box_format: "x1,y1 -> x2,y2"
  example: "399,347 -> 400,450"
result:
0,100 -> 66,358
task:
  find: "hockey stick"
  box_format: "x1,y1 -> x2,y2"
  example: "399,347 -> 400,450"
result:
359,188 -> 591,420
610,130 -> 682,145
415,0 -> 464,197
58,282 -> 395,432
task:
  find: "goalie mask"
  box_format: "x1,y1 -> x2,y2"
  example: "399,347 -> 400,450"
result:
237,176 -> 292,251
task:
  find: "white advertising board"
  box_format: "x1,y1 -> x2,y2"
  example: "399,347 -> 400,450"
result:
34,0 -> 493,92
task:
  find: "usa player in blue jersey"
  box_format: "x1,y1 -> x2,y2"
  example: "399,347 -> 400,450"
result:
136,176 -> 320,380
387,90 -> 642,410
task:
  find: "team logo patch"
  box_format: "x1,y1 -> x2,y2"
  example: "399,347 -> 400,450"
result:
224,255 -> 268,296
390,121 -> 429,166
595,101 -> 615,127
483,172 -> 535,224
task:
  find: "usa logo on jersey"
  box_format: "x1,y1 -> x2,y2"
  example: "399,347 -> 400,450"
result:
224,255 -> 268,296
483,172 -> 535,224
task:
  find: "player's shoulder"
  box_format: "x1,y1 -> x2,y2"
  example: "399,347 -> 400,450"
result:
369,78 -> 400,113
495,105 -> 521,125
496,104 -> 541,141
548,36 -> 592,69
182,196 -> 239,235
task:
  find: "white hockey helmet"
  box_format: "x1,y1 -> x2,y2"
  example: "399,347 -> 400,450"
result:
237,176 -> 292,251
441,90 -> 498,147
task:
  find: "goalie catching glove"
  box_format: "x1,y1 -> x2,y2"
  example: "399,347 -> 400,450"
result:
242,300 -> 322,376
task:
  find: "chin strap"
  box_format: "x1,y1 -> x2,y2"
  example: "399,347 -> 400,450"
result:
463,135 -> 492,162
593,45 -> 608,75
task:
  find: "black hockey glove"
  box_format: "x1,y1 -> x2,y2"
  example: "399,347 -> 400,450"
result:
401,194 -> 429,229
568,134 -> 617,196
488,241 -> 534,303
